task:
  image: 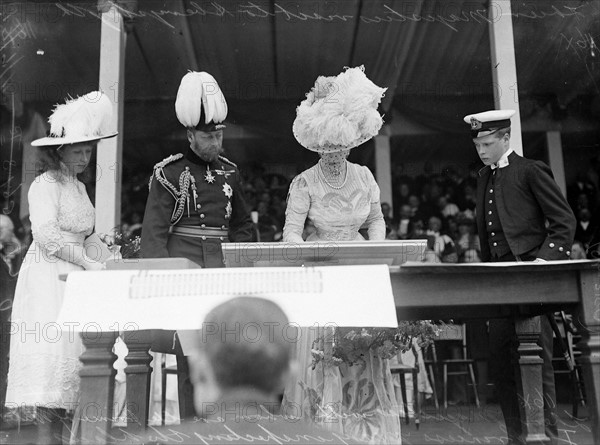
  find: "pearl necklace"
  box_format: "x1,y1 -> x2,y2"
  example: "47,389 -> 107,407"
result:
318,160 -> 348,190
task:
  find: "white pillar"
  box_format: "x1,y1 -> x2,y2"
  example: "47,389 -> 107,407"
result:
374,130 -> 393,212
489,1 -> 523,155
96,7 -> 126,234
546,131 -> 567,197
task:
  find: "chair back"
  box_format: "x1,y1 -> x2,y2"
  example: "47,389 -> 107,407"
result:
436,323 -> 469,359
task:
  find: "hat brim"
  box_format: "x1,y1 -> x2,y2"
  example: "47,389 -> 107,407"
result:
294,133 -> 374,153
31,132 -> 118,147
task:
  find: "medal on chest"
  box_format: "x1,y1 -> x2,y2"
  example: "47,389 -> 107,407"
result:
204,165 -> 216,184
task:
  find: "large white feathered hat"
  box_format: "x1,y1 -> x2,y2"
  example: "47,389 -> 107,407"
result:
175,71 -> 228,131
293,66 -> 386,153
32,91 -> 117,147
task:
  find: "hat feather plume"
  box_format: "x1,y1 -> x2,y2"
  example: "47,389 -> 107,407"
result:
175,71 -> 228,128
48,92 -> 113,139
293,66 -> 386,151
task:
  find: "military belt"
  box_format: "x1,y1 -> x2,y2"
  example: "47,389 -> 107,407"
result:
171,225 -> 228,240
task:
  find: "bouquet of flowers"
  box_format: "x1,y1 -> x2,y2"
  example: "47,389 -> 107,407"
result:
110,231 -> 141,259
108,230 -> 141,259
311,321 -> 438,368
97,228 -> 141,260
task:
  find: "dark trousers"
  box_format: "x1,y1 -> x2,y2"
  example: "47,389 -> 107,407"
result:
151,237 -> 225,419
489,252 -> 558,444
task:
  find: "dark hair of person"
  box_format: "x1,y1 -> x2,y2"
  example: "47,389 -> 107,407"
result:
203,297 -> 291,394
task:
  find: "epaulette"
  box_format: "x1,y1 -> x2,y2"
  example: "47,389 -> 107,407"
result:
218,155 -> 237,169
152,153 -> 185,199
149,154 -> 184,191
154,153 -> 183,170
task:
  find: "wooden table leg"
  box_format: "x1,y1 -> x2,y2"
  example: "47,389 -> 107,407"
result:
575,268 -> 600,444
515,316 -> 550,444
123,330 -> 153,433
78,330 -> 118,444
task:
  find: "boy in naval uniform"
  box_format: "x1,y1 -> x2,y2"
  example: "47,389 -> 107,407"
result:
465,109 -> 575,445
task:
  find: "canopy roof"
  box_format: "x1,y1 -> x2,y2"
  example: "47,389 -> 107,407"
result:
4,0 -> 599,147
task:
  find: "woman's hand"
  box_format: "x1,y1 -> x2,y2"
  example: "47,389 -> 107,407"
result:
99,232 -> 116,246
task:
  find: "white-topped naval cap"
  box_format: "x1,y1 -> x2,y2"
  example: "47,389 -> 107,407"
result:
463,109 -> 515,138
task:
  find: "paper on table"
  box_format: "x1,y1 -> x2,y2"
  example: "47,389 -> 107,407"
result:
57,265 -> 398,331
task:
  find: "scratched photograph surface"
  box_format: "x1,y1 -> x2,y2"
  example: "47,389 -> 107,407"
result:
1,1 -> 599,445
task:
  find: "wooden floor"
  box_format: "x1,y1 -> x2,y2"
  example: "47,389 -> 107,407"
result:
0,403 -> 594,445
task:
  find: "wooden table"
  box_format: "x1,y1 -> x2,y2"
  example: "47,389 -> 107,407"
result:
75,260 -> 600,444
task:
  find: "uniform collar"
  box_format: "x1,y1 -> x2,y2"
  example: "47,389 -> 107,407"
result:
185,147 -> 211,167
490,148 -> 513,170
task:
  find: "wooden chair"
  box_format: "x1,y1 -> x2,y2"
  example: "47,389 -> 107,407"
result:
550,312 -> 586,417
437,323 -> 480,409
390,346 -> 421,429
160,354 -> 179,425
423,343 -> 440,410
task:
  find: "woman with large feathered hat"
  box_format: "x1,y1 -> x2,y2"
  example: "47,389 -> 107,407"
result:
282,66 -> 401,444
5,91 -> 116,443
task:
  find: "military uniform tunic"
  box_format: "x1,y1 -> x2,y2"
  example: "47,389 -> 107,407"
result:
141,149 -> 254,267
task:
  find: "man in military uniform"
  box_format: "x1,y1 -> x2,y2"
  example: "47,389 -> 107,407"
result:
141,71 -> 254,418
464,110 -> 576,445
142,71 -> 253,267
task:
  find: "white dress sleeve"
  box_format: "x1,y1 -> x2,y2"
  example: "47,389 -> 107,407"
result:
362,167 -> 386,241
29,174 -> 65,255
283,175 -> 310,243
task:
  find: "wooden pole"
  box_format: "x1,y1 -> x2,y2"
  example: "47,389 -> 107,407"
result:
375,127 -> 393,214
96,5 -> 126,234
546,131 -> 567,196
489,1 -> 523,155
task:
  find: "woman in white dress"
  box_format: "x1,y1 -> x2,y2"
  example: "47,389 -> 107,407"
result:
5,92 -> 117,444
282,66 -> 401,444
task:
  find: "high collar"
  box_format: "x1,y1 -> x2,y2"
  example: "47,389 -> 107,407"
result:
478,150 -> 517,177
491,148 -> 514,170
185,147 -> 213,167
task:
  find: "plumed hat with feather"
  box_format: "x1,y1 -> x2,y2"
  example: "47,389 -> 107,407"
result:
175,71 -> 228,132
32,91 -> 117,147
293,66 -> 386,153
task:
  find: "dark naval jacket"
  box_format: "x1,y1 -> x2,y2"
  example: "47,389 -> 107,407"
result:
141,149 -> 254,267
476,151 -> 576,262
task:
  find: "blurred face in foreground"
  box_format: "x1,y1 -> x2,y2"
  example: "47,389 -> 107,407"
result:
189,297 -> 295,417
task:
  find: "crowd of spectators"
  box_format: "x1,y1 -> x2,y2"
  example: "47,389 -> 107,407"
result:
383,161 -> 600,262
383,164 -> 484,263
113,159 -> 600,258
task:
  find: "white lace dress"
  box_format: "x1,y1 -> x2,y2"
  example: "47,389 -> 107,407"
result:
5,171 -> 95,409
282,162 -> 401,444
282,162 -> 385,242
